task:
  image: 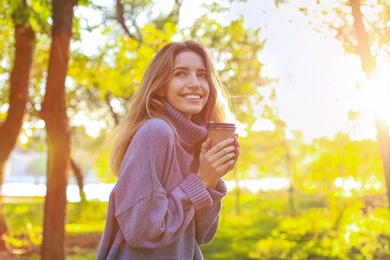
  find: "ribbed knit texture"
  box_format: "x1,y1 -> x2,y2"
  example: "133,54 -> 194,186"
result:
97,102 -> 227,260
163,100 -> 207,149
180,174 -> 211,209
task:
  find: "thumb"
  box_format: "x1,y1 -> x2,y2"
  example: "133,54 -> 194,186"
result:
200,138 -> 211,155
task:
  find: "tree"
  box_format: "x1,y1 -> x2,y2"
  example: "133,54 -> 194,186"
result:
39,0 -> 78,258
65,0 -> 185,181
0,0 -> 35,252
348,0 -> 390,209
304,134 -> 383,195
278,0 -> 390,208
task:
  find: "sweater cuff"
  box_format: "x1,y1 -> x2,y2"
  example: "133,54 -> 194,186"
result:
207,179 -> 227,202
180,174 -> 212,209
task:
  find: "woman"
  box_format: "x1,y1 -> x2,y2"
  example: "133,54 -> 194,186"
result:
97,40 -> 240,259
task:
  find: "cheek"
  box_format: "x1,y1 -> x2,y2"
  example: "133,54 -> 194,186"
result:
204,85 -> 211,99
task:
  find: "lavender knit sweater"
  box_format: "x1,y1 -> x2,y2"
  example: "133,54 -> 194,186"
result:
97,102 -> 228,260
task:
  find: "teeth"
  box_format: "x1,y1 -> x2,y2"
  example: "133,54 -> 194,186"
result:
183,95 -> 200,99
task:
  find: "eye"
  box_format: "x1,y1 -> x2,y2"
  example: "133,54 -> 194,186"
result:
198,71 -> 208,78
174,70 -> 186,77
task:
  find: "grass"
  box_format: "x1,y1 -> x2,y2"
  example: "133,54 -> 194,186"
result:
2,191 -> 389,259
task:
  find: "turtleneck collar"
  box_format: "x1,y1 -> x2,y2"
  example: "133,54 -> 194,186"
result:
162,100 -> 207,149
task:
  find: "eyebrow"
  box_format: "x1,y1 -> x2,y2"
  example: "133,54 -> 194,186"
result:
173,66 -> 207,72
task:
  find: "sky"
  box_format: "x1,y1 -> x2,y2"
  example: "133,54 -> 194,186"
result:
176,0 -> 390,141
228,0 -> 375,140
77,0 -> 390,141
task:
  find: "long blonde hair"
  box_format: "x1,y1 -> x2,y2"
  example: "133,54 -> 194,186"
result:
110,40 -> 229,174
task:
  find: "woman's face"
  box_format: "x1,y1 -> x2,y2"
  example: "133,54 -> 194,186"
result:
162,51 -> 210,119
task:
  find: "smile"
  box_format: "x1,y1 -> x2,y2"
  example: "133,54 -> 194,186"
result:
182,94 -> 201,100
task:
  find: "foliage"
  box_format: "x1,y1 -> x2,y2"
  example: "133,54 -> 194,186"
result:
0,0 -> 387,183
301,133 -> 385,195
181,14 -> 267,124
0,1 -> 14,121
4,201 -> 106,256
0,1 -> 388,260
61,1 -> 273,181
4,201 -> 44,250
201,191 -> 288,259
3,192 -> 389,259
250,206 -> 390,259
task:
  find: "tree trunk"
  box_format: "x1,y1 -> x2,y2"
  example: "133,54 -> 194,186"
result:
349,0 -> 390,208
284,140 -> 295,216
376,120 -> 390,209
40,0 -> 78,259
0,24 -> 35,252
70,158 -> 86,203
287,184 -> 295,215
233,166 -> 241,215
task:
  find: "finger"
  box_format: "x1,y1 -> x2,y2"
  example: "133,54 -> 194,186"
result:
201,138 -> 211,154
209,137 -> 235,153
216,157 -> 236,175
213,145 -> 236,161
206,141 -> 235,163
234,147 -> 240,162
233,134 -> 240,147
215,151 -> 236,166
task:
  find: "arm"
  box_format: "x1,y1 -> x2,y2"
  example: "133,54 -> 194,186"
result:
112,120 -> 212,248
194,179 -> 227,245
194,134 -> 240,244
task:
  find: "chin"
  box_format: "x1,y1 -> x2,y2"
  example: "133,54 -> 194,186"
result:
185,108 -> 203,115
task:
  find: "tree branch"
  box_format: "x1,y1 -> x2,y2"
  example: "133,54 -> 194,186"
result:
115,0 -> 142,43
105,92 -> 119,126
349,0 -> 376,75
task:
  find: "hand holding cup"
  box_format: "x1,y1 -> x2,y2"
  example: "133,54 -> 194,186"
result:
197,122 -> 240,188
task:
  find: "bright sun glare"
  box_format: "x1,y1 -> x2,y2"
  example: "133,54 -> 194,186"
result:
367,63 -> 390,126
28,0 -> 389,143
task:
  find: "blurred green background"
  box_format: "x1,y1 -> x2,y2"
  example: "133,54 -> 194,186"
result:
1,0 -> 389,259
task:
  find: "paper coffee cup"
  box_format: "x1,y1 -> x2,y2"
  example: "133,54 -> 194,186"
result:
206,122 -> 236,148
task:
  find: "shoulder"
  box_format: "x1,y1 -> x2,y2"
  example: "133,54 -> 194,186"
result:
138,118 -> 174,137
127,119 -> 177,165
133,118 -> 175,146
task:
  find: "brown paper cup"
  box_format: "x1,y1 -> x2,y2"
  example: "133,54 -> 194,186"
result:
206,122 -> 236,148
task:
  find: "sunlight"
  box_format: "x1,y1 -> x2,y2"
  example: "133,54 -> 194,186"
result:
334,175 -> 384,196
367,63 -> 390,126
227,1 -> 388,141
221,89 -> 248,137
19,122 -> 31,145
0,103 -> 9,115
334,177 -> 361,197
73,111 -> 103,138
361,1 -> 382,24
364,175 -> 385,193
19,134 -> 28,145
253,4 -> 375,141
344,223 -> 360,244
86,120 -> 102,138
36,119 -> 45,129
225,178 -> 290,193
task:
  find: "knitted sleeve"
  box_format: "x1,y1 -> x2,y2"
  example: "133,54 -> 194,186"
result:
112,119 -> 213,248
195,179 -> 228,245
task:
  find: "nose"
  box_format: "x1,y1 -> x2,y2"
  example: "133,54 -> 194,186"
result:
187,74 -> 201,89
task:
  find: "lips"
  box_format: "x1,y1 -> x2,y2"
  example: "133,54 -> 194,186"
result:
181,94 -> 202,100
